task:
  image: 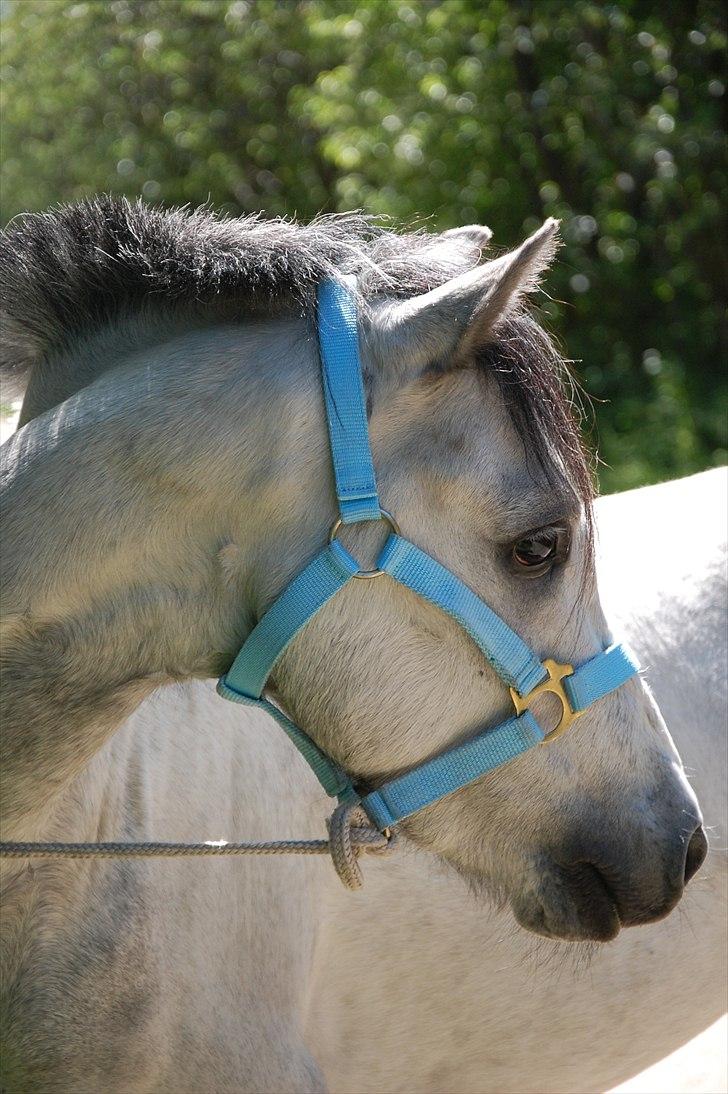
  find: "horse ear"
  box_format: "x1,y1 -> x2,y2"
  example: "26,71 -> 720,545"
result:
367,219 -> 559,378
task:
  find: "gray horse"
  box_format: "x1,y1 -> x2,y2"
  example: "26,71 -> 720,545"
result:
0,199 -> 708,1091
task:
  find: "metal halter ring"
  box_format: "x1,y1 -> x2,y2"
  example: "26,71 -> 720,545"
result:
509,658 -> 583,742
328,510 -> 400,579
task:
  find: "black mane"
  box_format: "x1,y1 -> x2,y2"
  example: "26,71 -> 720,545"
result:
0,196 -> 593,504
0,195 -> 480,384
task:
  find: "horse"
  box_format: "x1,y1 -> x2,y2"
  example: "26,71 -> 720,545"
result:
0,198 -> 707,1092
310,467 -> 728,1094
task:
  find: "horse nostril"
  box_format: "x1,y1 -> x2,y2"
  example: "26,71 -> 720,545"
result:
684,826 -> 708,884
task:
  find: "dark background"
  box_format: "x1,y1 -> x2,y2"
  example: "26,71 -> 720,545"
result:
2,0 -> 725,492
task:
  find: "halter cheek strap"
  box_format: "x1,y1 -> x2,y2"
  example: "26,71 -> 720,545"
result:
218,278 -> 639,830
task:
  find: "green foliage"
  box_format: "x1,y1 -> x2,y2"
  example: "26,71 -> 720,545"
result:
2,0 -> 726,491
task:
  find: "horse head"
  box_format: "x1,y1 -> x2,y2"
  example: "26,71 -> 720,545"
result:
0,199 -> 704,941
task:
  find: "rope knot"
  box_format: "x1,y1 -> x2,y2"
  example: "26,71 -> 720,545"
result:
326,802 -> 397,890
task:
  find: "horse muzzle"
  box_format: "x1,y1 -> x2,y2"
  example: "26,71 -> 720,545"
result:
511,820 -> 707,943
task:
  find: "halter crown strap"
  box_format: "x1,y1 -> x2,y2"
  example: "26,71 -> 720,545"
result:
218,277 -> 639,835
317,278 -> 381,524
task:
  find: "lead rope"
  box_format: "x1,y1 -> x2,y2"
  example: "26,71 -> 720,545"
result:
326,802 -> 396,889
0,803 -> 397,891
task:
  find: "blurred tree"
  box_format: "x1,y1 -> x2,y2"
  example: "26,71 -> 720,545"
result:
1,0 -> 725,490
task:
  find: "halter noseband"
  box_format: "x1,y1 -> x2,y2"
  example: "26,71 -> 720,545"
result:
217,279 -> 638,831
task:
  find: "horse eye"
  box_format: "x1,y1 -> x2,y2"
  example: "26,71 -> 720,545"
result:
510,525 -> 570,577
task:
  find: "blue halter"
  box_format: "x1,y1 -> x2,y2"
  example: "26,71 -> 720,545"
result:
218,279 -> 638,831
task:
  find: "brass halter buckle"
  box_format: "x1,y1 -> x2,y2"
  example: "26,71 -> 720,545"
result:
509,659 -> 582,743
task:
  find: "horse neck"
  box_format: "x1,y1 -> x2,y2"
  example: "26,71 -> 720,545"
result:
18,309 -> 222,425
0,317 -> 325,837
